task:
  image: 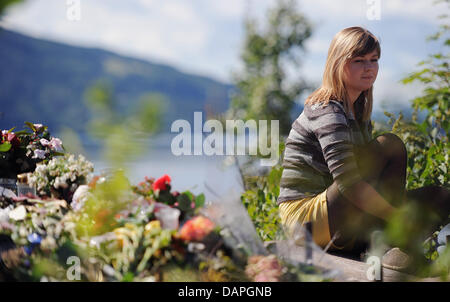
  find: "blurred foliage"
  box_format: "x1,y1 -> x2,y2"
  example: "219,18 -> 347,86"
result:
227,0 -> 312,135
84,81 -> 165,168
0,0 -> 23,16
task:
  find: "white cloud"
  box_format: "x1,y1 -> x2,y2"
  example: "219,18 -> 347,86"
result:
1,0 -> 444,102
160,1 -> 198,23
384,0 -> 448,24
2,0 -> 210,69
300,0 -> 365,20
205,0 -> 247,19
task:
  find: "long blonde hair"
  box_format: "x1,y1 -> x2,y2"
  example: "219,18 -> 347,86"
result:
305,27 -> 380,121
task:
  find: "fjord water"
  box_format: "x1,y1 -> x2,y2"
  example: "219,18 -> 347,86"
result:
83,133 -> 246,202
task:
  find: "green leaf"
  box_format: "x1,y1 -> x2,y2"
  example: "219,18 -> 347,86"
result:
177,193 -> 192,212
14,130 -> 28,136
195,193 -> 205,208
122,272 -> 134,282
25,122 -> 36,132
0,142 -> 12,152
181,191 -> 194,202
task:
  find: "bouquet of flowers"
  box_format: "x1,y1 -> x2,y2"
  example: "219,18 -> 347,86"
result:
0,122 -> 64,178
28,154 -> 94,202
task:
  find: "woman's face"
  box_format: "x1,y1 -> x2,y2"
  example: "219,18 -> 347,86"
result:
343,49 -> 379,95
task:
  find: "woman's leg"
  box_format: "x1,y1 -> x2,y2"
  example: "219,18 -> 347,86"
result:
327,133 -> 450,252
326,133 -> 407,251
327,134 -> 400,250
355,133 -> 407,207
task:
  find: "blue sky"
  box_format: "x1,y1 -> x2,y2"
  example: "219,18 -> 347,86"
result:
1,0 -> 448,113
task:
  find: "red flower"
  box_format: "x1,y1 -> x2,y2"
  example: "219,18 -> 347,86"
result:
152,174 -> 171,192
178,216 -> 215,242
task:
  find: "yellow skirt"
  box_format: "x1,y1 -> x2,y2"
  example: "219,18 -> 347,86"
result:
278,190 -> 332,249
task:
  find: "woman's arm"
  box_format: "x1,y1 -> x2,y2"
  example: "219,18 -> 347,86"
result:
342,180 -> 396,221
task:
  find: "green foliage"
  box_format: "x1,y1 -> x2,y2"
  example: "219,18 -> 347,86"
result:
383,11 -> 449,189
384,112 -> 449,189
227,0 -> 312,135
241,147 -> 284,241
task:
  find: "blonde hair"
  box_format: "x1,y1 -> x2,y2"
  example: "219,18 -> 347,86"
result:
305,26 -> 380,121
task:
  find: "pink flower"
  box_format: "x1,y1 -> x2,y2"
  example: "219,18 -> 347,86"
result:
40,138 -> 50,147
245,255 -> 283,282
33,124 -> 43,131
49,137 -> 63,152
32,149 -> 46,159
6,132 -> 20,147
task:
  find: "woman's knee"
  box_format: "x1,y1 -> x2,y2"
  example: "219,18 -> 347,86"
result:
375,133 -> 407,160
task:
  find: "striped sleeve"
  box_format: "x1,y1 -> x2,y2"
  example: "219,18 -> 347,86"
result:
305,102 -> 362,194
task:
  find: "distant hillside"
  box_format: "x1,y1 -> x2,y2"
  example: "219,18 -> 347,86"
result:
0,28 -> 233,134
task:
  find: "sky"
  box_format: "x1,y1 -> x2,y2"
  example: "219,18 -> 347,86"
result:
1,0 -> 448,113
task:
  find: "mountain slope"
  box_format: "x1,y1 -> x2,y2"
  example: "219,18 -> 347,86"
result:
0,28 -> 233,134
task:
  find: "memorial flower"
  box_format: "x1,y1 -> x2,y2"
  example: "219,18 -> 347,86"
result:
28,154 -> 94,202
0,170 -> 308,282
178,216 -> 215,242
245,255 -> 284,282
152,174 -> 171,192
0,122 -> 64,177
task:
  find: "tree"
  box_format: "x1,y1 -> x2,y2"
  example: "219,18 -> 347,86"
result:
227,0 -> 312,135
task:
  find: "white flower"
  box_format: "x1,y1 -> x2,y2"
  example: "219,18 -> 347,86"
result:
0,207 -> 11,223
71,185 -> 91,212
33,149 -> 47,159
9,205 -> 27,221
36,164 -> 45,173
54,177 -> 68,189
33,124 -> 43,131
30,154 -> 94,197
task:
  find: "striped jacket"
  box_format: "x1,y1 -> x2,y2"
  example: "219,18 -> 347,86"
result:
277,99 -> 373,204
